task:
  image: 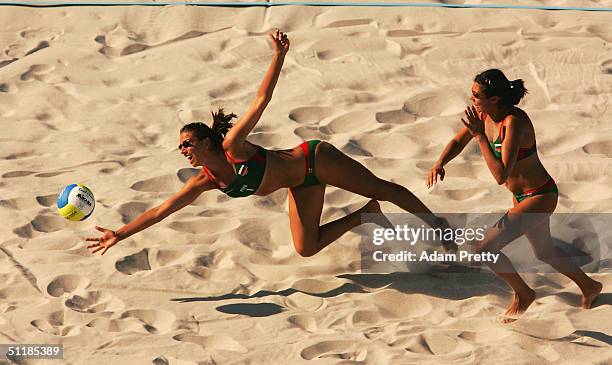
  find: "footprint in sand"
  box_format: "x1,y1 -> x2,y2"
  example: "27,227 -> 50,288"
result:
403,89 -> 467,118
587,25 -> 612,43
173,333 -> 247,353
601,59 -> 612,75
117,201 -> 151,224
324,111 -> 377,134
507,314 -> 575,340
232,220 -> 272,250
404,331 -> 474,356
294,125 -> 327,141
31,310 -> 82,337
45,274 -> 91,297
288,106 -> 335,125
94,33 -> 148,58
88,309 -> 175,334
208,80 -> 241,99
115,249 -> 151,275
0,58 -> 17,68
2,170 -> 36,178
337,140 -> 372,157
288,314 -> 319,333
375,109 -> 417,124
0,197 -> 37,210
283,292 -> 326,312
1,150 -> 35,160
0,82 -> 18,93
458,328 -> 512,343
13,214 -> 67,238
35,170 -> 73,178
300,340 -> 366,361
30,214 -> 69,234
324,18 -> 374,28
176,168 -> 200,183
36,194 -> 59,207
130,174 -> 183,192
20,64 -> 56,82
370,290 -> 433,319
65,290 -> 124,313
583,140 -> 612,157
18,234 -> 82,251
96,26 -> 206,58
13,223 -> 34,239
349,309 -> 382,328
3,28 -> 56,61
115,248 -> 193,275
169,216 -> 240,236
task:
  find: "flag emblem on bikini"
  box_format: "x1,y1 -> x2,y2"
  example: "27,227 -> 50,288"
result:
238,165 -> 248,176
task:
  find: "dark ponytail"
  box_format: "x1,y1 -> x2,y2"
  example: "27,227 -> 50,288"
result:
508,79 -> 528,106
211,108 -> 236,138
180,108 -> 237,149
474,69 -> 528,106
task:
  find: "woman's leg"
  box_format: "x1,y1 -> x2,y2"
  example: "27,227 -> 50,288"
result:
288,183 -> 384,257
525,219 -> 602,309
473,193 -> 558,320
313,142 -> 445,229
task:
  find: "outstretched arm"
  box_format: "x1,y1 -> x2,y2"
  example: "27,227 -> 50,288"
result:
87,174 -> 213,255
224,30 -> 290,146
426,125 -> 474,188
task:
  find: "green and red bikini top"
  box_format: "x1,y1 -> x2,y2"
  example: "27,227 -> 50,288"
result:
201,146 -> 268,198
485,114 -> 536,160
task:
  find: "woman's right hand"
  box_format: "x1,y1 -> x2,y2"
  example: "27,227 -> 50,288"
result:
86,226 -> 120,255
269,29 -> 290,55
426,163 -> 445,188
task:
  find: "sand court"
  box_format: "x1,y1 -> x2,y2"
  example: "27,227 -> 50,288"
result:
0,1 -> 611,364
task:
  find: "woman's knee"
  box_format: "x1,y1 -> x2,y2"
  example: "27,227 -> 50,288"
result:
293,237 -> 318,257
372,181 -> 407,202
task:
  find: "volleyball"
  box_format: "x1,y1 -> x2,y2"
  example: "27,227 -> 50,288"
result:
57,183 -> 95,221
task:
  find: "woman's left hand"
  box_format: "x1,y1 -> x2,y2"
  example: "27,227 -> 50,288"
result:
269,29 -> 290,55
461,106 -> 485,137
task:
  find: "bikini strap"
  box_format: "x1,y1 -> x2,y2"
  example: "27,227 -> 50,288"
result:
498,118 -> 507,143
224,150 -> 236,164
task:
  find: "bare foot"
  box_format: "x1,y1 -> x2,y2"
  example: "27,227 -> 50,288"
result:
581,280 -> 603,309
502,289 -> 536,324
361,200 -> 393,228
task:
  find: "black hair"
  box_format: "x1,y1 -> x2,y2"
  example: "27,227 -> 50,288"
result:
180,108 -> 237,149
474,69 -> 528,106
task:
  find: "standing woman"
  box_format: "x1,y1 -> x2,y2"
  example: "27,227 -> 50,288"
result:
87,30 -> 450,258
427,69 -> 602,319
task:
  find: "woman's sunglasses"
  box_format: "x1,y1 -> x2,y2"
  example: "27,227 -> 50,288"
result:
472,90 -> 487,100
178,139 -> 196,150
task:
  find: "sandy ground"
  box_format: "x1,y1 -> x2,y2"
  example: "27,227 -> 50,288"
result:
0,2 -> 611,364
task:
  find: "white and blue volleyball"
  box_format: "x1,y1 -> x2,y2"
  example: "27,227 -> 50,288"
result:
57,183 -> 95,221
